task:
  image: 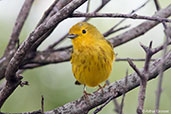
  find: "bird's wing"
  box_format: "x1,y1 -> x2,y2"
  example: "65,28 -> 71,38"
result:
106,40 -> 114,48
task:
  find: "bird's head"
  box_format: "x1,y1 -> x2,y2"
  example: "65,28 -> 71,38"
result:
68,22 -> 103,48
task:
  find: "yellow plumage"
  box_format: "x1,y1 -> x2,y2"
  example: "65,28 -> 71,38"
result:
69,22 -> 115,88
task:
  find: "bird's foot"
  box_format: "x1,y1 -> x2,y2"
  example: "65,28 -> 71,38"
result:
96,84 -> 106,94
83,90 -> 92,104
83,90 -> 92,97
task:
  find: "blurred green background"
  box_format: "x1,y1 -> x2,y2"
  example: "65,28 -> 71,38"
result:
0,0 -> 171,113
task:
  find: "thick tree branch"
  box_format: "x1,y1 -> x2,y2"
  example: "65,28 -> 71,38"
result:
31,0 -> 73,51
109,4 -> 171,47
2,50 -> 171,114
47,0 -> 111,50
21,4 -> 171,68
0,1 -> 34,108
5,0 -> 87,82
0,0 -> 87,109
0,76 -> 23,108
0,1 -> 171,113
22,38 -> 171,69
44,51 -> 171,114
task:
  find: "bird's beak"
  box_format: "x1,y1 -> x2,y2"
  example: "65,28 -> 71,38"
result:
68,34 -> 78,39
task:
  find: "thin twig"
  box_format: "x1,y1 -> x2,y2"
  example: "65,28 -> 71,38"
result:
128,57 -> 146,114
94,70 -> 129,114
155,39 -> 168,114
103,25 -> 130,37
127,58 -> 143,78
92,0 -> 111,13
152,40 -> 171,54
129,42 -> 157,114
105,80 -> 121,114
36,0 -> 60,27
47,0 -> 111,50
93,96 -> 115,114
31,0 -> 73,51
103,0 -> 151,37
119,70 -> 128,114
86,0 -> 91,13
141,41 -> 153,72
41,95 -> 44,114
72,12 -> 171,23
116,58 -> 156,62
4,0 -> 34,56
137,42 -> 154,114
153,0 -> 160,11
109,4 -> 171,47
20,81 -> 29,87
153,1 -> 170,113
47,33 -> 68,49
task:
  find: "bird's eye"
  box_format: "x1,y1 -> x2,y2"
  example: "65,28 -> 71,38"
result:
82,29 -> 86,34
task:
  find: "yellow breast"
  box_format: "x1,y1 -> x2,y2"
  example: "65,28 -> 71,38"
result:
71,39 -> 114,87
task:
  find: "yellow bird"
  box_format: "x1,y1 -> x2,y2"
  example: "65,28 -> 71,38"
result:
68,22 -> 115,95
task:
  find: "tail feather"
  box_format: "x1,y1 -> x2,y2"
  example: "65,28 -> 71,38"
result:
75,80 -> 82,85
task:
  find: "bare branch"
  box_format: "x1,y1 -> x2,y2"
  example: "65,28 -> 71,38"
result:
105,80 -> 122,114
109,4 -> 171,47
36,0 -> 60,27
0,77 -> 22,108
153,1 -> 171,113
127,58 -> 143,78
0,0 -> 34,80
103,0 -> 150,37
152,39 -> 171,54
5,0 -> 87,81
103,25 -> 130,37
47,0 -> 111,50
93,96 -> 115,114
128,41 -> 157,114
98,75 -> 127,114
2,51 -> 171,114
0,0 -> 87,109
23,39 -> 170,69
72,12 -> 171,23
92,0 -> 111,13
47,33 -> 68,49
23,5 -> 171,69
141,41 -> 153,72
4,0 -> 34,56
155,27 -> 171,113
119,70 -> 128,114
31,0 -> 73,51
116,58 -> 156,62
20,81 -> 29,87
86,0 -> 91,13
153,0 -> 160,11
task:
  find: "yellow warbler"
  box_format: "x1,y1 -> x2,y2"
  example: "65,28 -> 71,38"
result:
68,22 -> 115,94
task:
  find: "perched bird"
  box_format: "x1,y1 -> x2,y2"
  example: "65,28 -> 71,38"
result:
68,22 -> 115,95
